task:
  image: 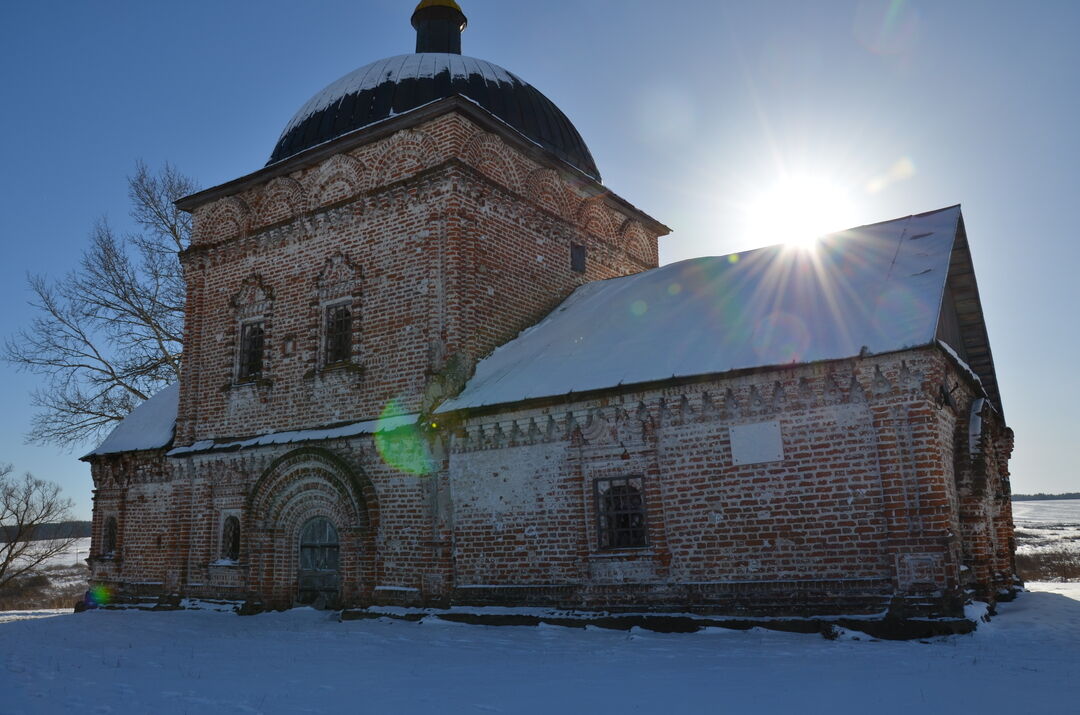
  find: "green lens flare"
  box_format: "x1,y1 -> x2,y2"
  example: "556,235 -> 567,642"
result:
89,584 -> 112,606
374,400 -> 434,475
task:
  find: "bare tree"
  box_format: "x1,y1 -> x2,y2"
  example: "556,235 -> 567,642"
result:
3,163 -> 197,447
0,464 -> 79,595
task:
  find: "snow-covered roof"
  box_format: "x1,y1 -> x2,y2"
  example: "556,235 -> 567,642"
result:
85,382 -> 419,459
439,206 -> 964,413
279,55 -> 519,140
85,383 -> 179,457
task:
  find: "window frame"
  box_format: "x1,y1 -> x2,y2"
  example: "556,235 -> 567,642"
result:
101,515 -> 118,558
220,514 -> 241,563
593,475 -> 649,550
322,300 -> 353,367
236,319 -> 266,382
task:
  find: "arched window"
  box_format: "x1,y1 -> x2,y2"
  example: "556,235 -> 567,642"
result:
595,476 -> 648,549
221,516 -> 241,562
102,516 -> 118,557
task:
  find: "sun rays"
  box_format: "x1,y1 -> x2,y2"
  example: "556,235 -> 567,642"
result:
741,173 -> 857,249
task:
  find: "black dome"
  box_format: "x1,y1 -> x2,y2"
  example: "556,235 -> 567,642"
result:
268,53 -> 601,181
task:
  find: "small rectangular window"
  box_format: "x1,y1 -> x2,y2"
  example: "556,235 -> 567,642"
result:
571,243 -> 587,273
324,304 -> 352,365
238,321 -> 265,381
221,515 -> 240,562
595,476 -> 648,549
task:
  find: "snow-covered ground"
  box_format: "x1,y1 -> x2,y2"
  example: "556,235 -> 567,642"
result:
1013,499 -> 1080,555
0,583 -> 1078,715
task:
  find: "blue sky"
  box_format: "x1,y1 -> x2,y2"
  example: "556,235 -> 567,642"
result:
1,0 -> 1077,518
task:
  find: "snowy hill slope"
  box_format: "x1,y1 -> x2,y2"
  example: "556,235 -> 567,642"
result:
1,583 -> 1078,715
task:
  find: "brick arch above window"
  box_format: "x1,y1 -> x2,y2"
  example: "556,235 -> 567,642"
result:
232,274 -> 274,319
316,254 -> 359,302
232,275 -> 273,382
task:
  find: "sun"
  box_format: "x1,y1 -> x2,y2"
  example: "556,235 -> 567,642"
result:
742,174 -> 856,249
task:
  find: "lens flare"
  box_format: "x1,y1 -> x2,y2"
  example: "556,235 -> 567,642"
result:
853,0 -> 920,56
89,584 -> 112,606
374,399 -> 433,476
751,311 -> 811,364
866,157 -> 916,194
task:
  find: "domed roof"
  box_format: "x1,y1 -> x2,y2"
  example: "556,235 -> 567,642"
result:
268,53 -> 601,181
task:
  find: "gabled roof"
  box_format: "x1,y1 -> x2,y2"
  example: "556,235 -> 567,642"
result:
440,206 -> 999,414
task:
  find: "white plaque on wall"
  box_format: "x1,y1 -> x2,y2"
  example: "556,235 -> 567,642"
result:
729,420 -> 784,466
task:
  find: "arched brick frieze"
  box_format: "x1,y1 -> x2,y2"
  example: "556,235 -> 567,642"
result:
524,168 -> 570,220
197,196 -> 251,244
244,447 -> 378,607
575,197 -> 616,241
463,131 -> 522,193
309,154 -> 366,209
317,253 -> 359,302
256,177 -> 307,228
369,129 -> 438,188
618,219 -> 657,266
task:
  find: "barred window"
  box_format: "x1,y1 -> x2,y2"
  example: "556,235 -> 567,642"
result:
102,516 -> 118,557
595,476 -> 647,549
221,516 -> 240,562
324,304 -> 352,365
238,321 -> 265,381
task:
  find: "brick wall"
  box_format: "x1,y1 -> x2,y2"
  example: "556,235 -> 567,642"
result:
175,111 -> 660,445
88,345 -> 1015,616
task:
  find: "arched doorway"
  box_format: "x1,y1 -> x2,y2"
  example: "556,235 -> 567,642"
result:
246,448 -> 378,609
297,516 -> 340,607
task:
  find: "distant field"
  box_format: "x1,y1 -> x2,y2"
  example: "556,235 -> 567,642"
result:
1012,499 -> 1080,581
1012,500 -> 1080,554
0,537 -> 90,611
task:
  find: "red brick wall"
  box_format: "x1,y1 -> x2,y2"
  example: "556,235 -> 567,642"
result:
88,346 -> 1014,616
444,347 -> 1013,614
175,112 -> 659,445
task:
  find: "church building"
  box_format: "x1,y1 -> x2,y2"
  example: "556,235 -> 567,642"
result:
84,1 -> 1016,620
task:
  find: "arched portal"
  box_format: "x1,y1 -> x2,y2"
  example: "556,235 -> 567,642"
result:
246,448 -> 378,609
297,516 -> 340,606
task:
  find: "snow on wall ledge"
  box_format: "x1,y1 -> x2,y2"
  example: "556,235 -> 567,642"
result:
439,206 -> 961,413
85,380 -> 419,459
166,413 -> 417,457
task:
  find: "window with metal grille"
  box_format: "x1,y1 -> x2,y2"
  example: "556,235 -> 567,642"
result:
324,304 -> 352,365
595,476 -> 648,549
102,516 -> 118,557
237,321 -> 265,381
571,243 -> 587,273
221,516 -> 240,562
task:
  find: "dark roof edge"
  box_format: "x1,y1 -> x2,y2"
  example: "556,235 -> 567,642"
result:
435,344 -> 943,420
79,443 -> 172,464
843,204 -> 962,234
176,96 -> 670,237
944,212 -> 1004,417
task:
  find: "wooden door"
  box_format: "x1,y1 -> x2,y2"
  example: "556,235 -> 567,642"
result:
297,517 -> 339,607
